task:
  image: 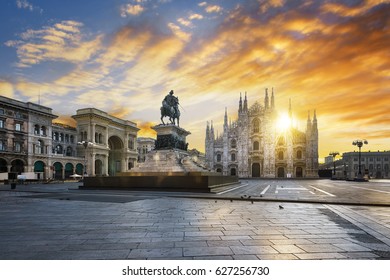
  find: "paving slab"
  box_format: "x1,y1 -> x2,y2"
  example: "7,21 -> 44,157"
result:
1,189 -> 390,260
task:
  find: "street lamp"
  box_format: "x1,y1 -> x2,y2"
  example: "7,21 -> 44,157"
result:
352,139 -> 368,181
78,141 -> 93,178
329,151 -> 339,178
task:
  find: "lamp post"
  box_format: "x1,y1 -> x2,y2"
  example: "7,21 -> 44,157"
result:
329,151 -> 339,178
78,141 -> 93,178
352,139 -> 368,181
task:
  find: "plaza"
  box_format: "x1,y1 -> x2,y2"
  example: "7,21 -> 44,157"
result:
1,180 -> 389,260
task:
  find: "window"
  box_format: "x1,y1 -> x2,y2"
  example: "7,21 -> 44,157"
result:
217,154 -> 222,162
15,123 -> 22,131
278,151 -> 284,160
40,126 -> 46,136
231,139 -> 236,148
34,125 -> 40,135
128,138 -> 134,150
66,146 -> 72,156
0,119 -> 4,128
252,118 -> 260,133
36,140 -> 44,154
253,141 -> 259,151
70,135 -> 74,143
0,109 -> 4,115
14,142 -> 21,153
231,153 -> 236,161
297,150 -> 302,159
59,133 -> 64,142
0,140 -> 5,151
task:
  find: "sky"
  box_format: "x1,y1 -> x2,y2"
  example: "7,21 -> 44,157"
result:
0,0 -> 389,161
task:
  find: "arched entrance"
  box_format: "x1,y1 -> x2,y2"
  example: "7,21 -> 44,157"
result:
0,158 -> 7,172
53,162 -> 63,180
277,167 -> 285,178
108,136 -> 123,176
252,163 -> 260,177
34,161 -> 45,180
65,163 -> 73,179
11,159 -> 24,174
95,159 -> 103,176
296,167 -> 303,178
76,163 -> 84,175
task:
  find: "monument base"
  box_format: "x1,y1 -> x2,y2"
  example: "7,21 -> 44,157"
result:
81,124 -> 239,192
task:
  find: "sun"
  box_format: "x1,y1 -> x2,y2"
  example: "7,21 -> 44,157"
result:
276,112 -> 291,132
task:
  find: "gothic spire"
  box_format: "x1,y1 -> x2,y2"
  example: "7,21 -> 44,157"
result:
243,92 -> 248,112
239,92 -> 242,113
206,121 -> 210,139
265,88 -> 269,109
271,87 -> 275,109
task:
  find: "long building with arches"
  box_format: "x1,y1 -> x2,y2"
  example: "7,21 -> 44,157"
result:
0,96 -> 139,181
205,89 -> 319,178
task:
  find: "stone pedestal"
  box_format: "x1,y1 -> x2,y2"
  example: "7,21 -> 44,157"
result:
153,124 -> 190,150
82,124 -> 238,192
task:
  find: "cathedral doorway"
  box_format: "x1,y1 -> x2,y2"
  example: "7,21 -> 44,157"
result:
108,136 -> 123,176
252,163 -> 260,177
296,167 -> 303,178
277,167 -> 285,178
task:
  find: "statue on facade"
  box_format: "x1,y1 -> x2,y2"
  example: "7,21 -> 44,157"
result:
160,90 -> 180,126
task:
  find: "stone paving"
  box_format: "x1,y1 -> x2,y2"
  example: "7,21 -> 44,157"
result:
0,188 -> 390,260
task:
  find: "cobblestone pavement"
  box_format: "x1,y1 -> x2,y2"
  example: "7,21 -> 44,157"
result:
0,188 -> 390,260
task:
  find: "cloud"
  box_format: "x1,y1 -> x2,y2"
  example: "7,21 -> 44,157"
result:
5,0 -> 389,158
5,20 -> 102,68
16,0 -> 43,13
189,13 -> 204,20
0,80 -> 15,98
205,5 -> 223,13
120,4 -> 145,17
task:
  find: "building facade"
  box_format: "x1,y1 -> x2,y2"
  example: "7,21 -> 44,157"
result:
205,89 -> 319,178
72,108 -> 139,176
0,95 -> 85,180
342,151 -> 390,179
1,96 -> 140,180
137,137 -> 155,162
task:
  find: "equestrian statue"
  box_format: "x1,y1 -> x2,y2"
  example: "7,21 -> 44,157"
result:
160,90 -> 180,126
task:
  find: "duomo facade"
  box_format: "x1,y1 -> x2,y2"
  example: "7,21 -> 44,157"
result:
205,89 -> 319,178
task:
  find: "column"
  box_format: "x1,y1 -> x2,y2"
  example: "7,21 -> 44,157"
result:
91,153 -> 96,176
104,155 -> 109,176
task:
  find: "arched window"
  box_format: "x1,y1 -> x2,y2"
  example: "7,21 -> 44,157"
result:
231,153 -> 236,161
253,141 -> 259,151
95,132 -> 99,143
297,150 -> 302,159
217,154 -> 222,162
65,134 -> 69,143
66,146 -> 72,156
34,125 -> 40,135
59,133 -> 64,142
278,151 -> 284,160
231,139 -> 236,148
70,135 -> 74,143
128,138 -> 134,150
99,133 -> 103,144
40,126 -> 46,136
252,118 -> 260,133
36,140 -> 44,154
55,144 -> 63,154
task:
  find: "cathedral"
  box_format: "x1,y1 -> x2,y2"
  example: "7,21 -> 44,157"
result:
205,89 -> 319,178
